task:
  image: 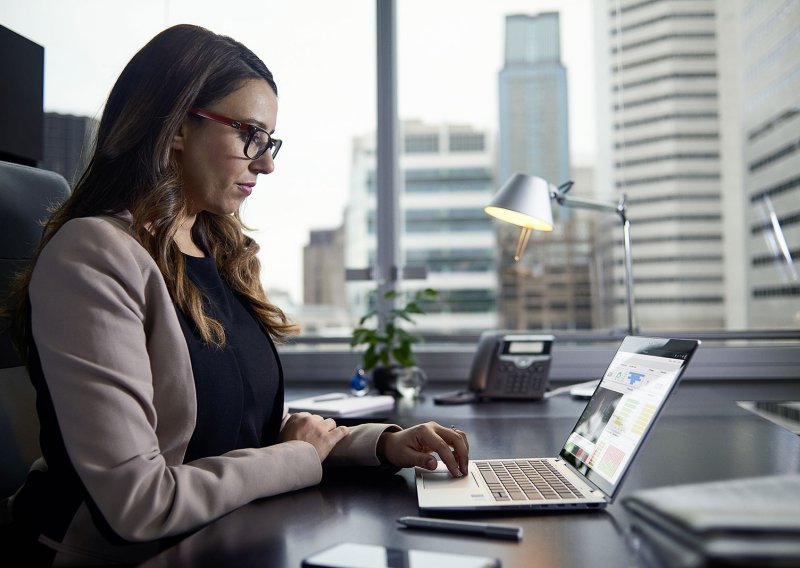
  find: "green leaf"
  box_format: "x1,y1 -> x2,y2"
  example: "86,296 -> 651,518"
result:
395,328 -> 414,341
404,301 -> 424,314
363,346 -> 379,371
384,290 -> 400,300
355,328 -> 379,345
393,344 -> 415,367
358,310 -> 377,325
395,342 -> 411,358
394,312 -> 415,324
350,328 -> 373,346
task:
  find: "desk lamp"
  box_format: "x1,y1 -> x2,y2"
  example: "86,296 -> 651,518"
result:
485,173 -> 637,335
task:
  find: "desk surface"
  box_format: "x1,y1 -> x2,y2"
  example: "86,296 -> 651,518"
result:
140,381 -> 800,568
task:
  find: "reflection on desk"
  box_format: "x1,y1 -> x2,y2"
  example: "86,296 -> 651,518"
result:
140,381 -> 800,568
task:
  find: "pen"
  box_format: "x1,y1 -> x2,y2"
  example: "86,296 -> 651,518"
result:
396,516 -> 523,541
311,393 -> 349,402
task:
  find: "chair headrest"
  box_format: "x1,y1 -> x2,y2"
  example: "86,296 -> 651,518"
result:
0,161 -> 71,369
0,161 -> 71,261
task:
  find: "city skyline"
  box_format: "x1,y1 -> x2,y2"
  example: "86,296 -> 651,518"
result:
5,1 -> 795,331
0,0 -> 596,304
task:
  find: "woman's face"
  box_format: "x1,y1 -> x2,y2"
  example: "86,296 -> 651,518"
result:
173,78 -> 278,216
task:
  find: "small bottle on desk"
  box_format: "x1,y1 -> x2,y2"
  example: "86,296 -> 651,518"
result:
349,368 -> 370,397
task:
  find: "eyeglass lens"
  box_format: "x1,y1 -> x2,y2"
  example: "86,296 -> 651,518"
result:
245,128 -> 281,160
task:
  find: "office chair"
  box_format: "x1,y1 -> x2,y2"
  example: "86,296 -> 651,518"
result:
0,160 -> 71,497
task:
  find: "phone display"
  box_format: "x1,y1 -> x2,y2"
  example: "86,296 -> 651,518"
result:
302,542 -> 500,568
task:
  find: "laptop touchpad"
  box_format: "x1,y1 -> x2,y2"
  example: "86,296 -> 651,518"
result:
418,468 -> 480,490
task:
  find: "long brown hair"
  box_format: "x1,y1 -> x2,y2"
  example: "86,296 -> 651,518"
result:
7,24 -> 296,359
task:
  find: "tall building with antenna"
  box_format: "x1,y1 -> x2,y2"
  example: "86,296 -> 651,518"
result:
496,12 -> 596,331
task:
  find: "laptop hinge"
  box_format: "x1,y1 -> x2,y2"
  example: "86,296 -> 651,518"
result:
556,457 -> 609,500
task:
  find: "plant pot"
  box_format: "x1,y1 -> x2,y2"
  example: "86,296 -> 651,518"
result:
372,365 -> 402,396
372,365 -> 427,399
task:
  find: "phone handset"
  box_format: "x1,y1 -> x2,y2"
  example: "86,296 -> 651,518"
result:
433,333 -> 501,404
467,332 -> 501,392
432,332 -> 497,404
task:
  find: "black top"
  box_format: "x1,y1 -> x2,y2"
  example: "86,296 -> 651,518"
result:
176,255 -> 281,462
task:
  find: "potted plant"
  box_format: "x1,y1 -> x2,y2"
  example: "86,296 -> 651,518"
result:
350,287 -> 438,398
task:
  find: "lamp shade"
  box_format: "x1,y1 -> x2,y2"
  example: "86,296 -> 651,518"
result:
484,173 -> 554,231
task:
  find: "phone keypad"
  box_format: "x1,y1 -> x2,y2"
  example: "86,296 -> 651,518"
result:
497,361 -> 548,395
504,373 -> 542,394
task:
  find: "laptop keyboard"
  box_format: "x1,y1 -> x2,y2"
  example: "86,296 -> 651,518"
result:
476,459 -> 586,502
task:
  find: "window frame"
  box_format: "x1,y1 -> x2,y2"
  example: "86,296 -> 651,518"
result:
284,1 -> 800,383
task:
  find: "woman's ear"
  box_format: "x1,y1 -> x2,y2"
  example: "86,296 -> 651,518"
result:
171,119 -> 189,152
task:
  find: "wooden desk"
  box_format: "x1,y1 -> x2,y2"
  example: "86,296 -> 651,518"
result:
140,381 -> 800,567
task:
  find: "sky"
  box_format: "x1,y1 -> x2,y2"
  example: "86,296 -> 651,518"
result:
1,0 -> 596,304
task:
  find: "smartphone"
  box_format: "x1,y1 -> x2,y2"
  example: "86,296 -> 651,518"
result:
302,542 -> 500,568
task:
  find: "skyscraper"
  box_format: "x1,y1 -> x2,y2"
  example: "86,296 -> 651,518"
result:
496,12 -> 595,331
735,1 -> 800,328
498,12 -> 569,186
596,0 -> 725,330
303,226 -> 347,309
345,121 -> 498,333
41,113 -> 96,183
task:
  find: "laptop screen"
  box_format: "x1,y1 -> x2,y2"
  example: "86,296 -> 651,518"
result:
559,337 -> 700,498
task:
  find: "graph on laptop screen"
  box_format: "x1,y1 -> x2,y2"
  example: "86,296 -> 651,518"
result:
559,338 -> 698,498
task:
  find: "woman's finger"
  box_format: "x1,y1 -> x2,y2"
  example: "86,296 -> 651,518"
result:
416,428 -> 463,477
436,424 -> 470,474
442,425 -> 470,453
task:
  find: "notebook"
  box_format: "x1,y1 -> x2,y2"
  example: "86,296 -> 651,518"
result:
285,393 -> 396,417
416,336 -> 701,511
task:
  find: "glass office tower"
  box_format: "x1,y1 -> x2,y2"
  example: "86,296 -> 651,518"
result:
737,1 -> 800,328
496,12 -> 596,331
346,121 -> 498,333
498,12 -> 569,187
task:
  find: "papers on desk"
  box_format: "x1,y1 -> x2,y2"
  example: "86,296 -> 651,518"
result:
622,474 -> 800,566
286,393 -> 395,417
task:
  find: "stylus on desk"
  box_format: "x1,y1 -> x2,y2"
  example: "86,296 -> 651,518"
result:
397,516 -> 523,541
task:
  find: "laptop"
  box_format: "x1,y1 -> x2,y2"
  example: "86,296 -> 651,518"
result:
416,336 -> 701,511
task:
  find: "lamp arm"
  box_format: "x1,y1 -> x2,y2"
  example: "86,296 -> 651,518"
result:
550,190 -> 621,215
550,186 -> 636,335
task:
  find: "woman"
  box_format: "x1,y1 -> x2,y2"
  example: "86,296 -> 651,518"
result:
1,24 -> 469,566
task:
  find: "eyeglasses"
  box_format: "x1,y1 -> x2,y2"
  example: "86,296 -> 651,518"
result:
188,108 -> 282,160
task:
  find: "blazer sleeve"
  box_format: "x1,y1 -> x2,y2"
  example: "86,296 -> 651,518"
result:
279,408 -> 402,467
30,218 -> 322,542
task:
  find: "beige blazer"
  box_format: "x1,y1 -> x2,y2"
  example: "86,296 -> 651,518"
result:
22,213 -> 395,565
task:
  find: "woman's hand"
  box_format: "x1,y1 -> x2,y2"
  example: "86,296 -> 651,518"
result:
279,412 -> 350,462
377,422 -> 469,478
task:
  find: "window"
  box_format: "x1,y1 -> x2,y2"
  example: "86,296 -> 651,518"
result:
5,0 -> 799,346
